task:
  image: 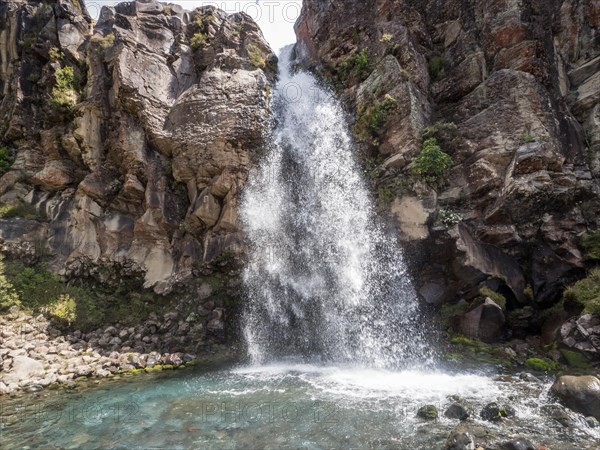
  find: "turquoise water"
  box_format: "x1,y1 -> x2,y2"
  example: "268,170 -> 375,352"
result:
1,362 -> 599,449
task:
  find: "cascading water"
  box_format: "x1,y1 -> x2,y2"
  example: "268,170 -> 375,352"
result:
241,47 -> 433,368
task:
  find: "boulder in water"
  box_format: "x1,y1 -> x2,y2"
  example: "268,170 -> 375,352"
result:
498,438 -> 536,450
445,403 -> 470,421
480,402 -> 515,422
551,375 -> 600,420
416,404 -> 438,420
443,425 -> 475,450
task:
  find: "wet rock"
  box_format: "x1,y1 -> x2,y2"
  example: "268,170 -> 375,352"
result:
416,404 -> 438,420
585,416 -> 599,428
443,425 -> 475,450
498,438 -> 535,450
480,402 -> 515,422
444,403 -> 470,421
551,375 -> 600,420
541,404 -> 574,428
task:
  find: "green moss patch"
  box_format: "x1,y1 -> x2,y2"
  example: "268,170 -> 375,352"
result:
525,357 -> 559,372
580,231 -> 600,260
479,287 -> 507,310
560,349 -> 591,369
563,268 -> 600,315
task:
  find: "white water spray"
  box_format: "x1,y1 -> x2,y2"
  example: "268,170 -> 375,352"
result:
241,46 -> 432,368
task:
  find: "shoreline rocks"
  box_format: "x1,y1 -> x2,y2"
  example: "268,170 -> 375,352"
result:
0,308 -> 226,395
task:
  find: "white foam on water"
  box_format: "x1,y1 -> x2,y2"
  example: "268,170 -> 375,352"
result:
234,363 -> 501,403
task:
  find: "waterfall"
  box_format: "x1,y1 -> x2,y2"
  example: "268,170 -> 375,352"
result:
240,46 -> 432,369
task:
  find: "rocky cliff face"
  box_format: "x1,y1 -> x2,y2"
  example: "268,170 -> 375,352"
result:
296,0 -> 599,353
0,0 -> 275,297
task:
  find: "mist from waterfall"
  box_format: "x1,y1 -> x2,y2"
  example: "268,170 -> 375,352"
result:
240,46 -> 433,369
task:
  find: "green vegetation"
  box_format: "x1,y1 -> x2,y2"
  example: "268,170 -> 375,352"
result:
27,71 -> 41,83
337,49 -> 372,83
354,94 -> 397,140
0,258 -> 180,331
448,334 -> 515,369
377,187 -> 396,208
0,146 -> 13,176
247,44 -> 265,69
450,335 -> 479,346
22,34 -> 37,48
563,268 -> 600,315
523,285 -> 534,302
440,302 -> 470,327
46,294 -> 76,326
560,349 -> 591,369
428,55 -> 444,82
480,287 -> 507,310
191,32 -> 208,50
417,405 -> 438,420
519,131 -> 536,144
0,202 -> 46,221
91,33 -> 115,49
49,47 -> 64,62
525,357 -> 559,372
422,122 -> 459,147
51,66 -> 78,110
423,122 -> 454,140
0,257 -> 21,311
366,158 -> 412,209
411,137 -> 453,184
438,209 -> 462,228
194,10 -> 213,27
580,231 -> 600,260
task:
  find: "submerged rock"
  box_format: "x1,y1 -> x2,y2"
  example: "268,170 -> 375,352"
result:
551,375 -> 600,420
443,426 -> 475,450
444,403 -> 470,421
498,438 -> 536,450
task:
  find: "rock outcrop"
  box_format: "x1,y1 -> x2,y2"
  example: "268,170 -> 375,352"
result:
0,0 -> 275,295
295,0 -> 599,346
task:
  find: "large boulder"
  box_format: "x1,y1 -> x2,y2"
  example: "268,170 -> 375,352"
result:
551,375 -> 600,420
456,298 -> 506,343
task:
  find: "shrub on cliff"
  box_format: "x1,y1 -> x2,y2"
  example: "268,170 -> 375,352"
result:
91,33 -> 115,49
0,146 -> 13,176
563,268 -> 600,315
354,94 -> 398,140
412,138 -> 453,184
0,257 -> 20,311
247,44 -> 266,69
580,231 -> 600,260
51,66 -> 78,110
428,55 -> 444,81
191,32 -> 208,50
337,49 -> 372,83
